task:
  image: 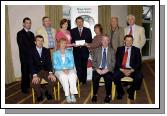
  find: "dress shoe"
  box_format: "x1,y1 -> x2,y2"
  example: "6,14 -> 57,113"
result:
104,95 -> 111,103
127,89 -> 134,100
37,95 -> 43,102
45,90 -> 53,100
91,96 -> 97,103
21,89 -> 29,94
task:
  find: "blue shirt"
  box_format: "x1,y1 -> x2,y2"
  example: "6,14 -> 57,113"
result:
46,27 -> 55,48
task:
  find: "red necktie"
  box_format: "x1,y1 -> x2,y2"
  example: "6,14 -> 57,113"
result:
122,48 -> 129,69
129,26 -> 132,35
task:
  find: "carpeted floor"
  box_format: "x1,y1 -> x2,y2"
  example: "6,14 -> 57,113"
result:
5,59 -> 155,104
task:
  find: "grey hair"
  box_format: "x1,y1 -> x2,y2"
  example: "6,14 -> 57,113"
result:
127,14 -> 135,21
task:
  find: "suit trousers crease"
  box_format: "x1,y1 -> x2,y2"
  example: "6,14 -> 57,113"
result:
113,70 -> 143,96
32,70 -> 54,97
92,70 -> 113,96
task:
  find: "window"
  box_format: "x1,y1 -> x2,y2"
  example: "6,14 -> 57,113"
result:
142,5 -> 154,56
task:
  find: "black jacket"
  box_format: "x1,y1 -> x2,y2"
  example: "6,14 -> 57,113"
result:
115,46 -> 142,71
30,47 -> 53,75
17,28 -> 35,63
70,27 -> 92,59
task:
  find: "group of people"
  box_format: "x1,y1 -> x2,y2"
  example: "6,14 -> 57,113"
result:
17,14 -> 146,103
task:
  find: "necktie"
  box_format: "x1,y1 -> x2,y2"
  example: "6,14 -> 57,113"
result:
101,48 -> 106,69
79,29 -> 82,36
129,26 -> 132,35
122,48 -> 129,69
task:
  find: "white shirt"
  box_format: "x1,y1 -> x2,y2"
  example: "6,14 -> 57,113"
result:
24,28 -> 29,32
125,46 -> 132,68
99,47 -> 108,69
78,27 -> 83,33
36,47 -> 42,57
128,24 -> 135,38
61,55 -> 65,64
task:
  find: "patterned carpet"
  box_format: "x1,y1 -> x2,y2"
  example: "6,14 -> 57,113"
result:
5,59 -> 155,104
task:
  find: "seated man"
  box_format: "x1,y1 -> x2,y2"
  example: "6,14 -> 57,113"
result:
113,35 -> 143,100
30,35 -> 56,102
91,35 -> 115,103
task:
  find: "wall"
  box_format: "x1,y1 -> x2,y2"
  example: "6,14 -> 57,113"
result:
8,5 -> 45,78
111,5 -> 128,28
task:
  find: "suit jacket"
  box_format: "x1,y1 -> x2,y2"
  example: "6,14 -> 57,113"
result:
30,47 -> 53,75
92,46 -> 115,72
36,27 -> 56,48
115,46 -> 142,71
124,24 -> 146,49
52,49 -> 75,71
70,27 -> 92,59
110,26 -> 124,51
17,28 -> 35,63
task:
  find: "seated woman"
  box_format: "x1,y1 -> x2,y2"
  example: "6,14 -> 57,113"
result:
52,38 -> 78,103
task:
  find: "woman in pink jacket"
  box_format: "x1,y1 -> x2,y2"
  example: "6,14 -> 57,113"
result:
56,19 -> 73,48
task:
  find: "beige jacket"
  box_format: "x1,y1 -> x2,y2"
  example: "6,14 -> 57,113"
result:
36,27 -> 56,48
124,24 -> 146,49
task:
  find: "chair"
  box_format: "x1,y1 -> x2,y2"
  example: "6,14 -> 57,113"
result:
90,77 -> 116,101
32,78 -> 57,104
112,76 -> 137,100
57,79 -> 80,100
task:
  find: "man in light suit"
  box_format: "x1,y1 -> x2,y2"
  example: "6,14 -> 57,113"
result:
110,17 -> 124,52
113,35 -> 143,100
30,35 -> 56,102
91,35 -> 115,103
36,16 -> 56,55
124,14 -> 146,50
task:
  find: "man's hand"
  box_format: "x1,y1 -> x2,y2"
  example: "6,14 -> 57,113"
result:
32,75 -> 40,84
63,69 -> 69,75
96,69 -> 102,75
101,69 -> 109,75
48,73 -> 56,82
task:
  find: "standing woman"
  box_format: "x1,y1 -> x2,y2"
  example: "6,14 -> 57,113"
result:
86,24 -> 103,51
52,38 -> 78,103
56,19 -> 73,48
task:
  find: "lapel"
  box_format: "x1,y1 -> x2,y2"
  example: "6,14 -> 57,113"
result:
107,47 -> 111,65
98,47 -> 102,65
130,46 -> 134,65
35,47 -> 41,59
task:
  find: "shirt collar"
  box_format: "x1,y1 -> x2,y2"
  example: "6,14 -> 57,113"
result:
36,46 -> 42,50
24,28 -> 29,32
129,24 -> 135,29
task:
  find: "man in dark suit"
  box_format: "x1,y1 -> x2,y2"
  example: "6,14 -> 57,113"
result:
17,17 -> 35,93
113,35 -> 143,100
70,16 -> 92,85
30,35 -> 56,102
91,35 -> 115,103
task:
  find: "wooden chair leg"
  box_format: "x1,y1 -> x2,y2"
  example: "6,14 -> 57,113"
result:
112,82 -> 116,101
77,80 -> 80,98
32,88 -> 35,104
53,86 -> 57,100
134,90 -> 136,100
57,81 -> 60,101
90,81 -> 93,98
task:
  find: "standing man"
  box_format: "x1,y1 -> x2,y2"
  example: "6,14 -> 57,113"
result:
124,14 -> 146,50
36,16 -> 56,55
17,17 -> 35,93
110,17 -> 124,52
70,16 -> 92,85
113,35 -> 143,100
91,35 -> 115,103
